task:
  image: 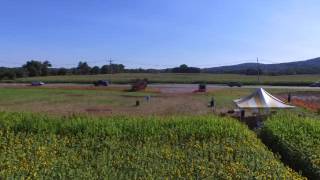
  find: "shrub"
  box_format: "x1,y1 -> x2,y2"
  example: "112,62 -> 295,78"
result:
261,111 -> 320,179
0,112 -> 303,179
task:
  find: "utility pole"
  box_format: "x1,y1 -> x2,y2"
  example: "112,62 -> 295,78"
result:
257,57 -> 260,83
108,58 -> 113,74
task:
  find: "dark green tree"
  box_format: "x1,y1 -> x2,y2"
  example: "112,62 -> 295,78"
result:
100,65 -> 109,74
179,64 -> 188,71
23,60 -> 42,77
57,68 -> 68,75
100,64 -> 125,74
41,61 -> 52,76
14,68 -> 26,78
90,66 -> 100,74
76,61 -> 91,75
22,60 -> 52,77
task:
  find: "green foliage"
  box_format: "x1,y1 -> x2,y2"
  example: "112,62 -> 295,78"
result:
76,61 -> 91,75
22,60 -> 52,77
90,66 -> 100,75
261,111 -> 320,179
100,64 -> 125,74
172,64 -> 201,73
57,68 -> 68,75
13,73 -> 319,86
0,67 -> 26,80
0,112 -> 303,179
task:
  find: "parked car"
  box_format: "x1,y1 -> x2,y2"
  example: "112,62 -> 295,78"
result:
198,83 -> 206,92
193,84 -> 207,93
94,80 -> 109,86
31,81 -> 45,86
131,79 -> 148,91
309,82 -> 320,87
227,82 -> 243,87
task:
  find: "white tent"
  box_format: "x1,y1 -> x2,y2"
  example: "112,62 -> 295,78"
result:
234,88 -> 295,109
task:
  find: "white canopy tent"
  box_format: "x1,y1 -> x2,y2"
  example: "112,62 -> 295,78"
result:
234,88 -> 295,109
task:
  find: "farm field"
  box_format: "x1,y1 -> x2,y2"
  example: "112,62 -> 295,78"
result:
0,85 -> 317,117
261,111 -> 320,179
10,73 -> 320,86
4,0 -> 320,179
0,86 -> 209,117
0,84 -> 319,178
0,112 -> 303,179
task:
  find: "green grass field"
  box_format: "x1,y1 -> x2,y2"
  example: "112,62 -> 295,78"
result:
11,73 -> 320,86
261,111 -> 320,179
0,86 -> 312,117
0,112 -> 303,179
0,87 -> 169,116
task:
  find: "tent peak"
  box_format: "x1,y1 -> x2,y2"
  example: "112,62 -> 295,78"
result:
234,88 -> 295,109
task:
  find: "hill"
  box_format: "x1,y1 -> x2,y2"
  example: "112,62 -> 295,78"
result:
203,57 -> 320,75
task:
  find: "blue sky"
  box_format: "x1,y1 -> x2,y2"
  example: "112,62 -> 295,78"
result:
0,0 -> 320,68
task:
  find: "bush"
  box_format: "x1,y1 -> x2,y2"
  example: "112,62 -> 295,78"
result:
261,111 -> 320,179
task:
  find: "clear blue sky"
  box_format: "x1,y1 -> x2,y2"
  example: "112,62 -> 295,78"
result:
1,0 -> 320,68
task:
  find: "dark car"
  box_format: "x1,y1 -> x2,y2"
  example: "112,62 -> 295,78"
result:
31,81 -> 45,86
198,83 -> 206,92
94,80 -> 109,86
227,82 -> 243,87
131,79 -> 148,91
309,82 -> 320,87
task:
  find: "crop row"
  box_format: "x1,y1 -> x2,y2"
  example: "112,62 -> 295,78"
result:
0,112 -> 303,179
261,111 -> 320,179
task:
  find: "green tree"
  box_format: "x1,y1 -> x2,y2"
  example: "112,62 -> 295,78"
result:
41,61 -> 52,76
76,61 -> 91,75
100,64 -> 125,74
14,68 -> 26,78
110,64 -> 125,73
179,64 -> 188,71
22,60 -> 52,77
90,66 -> 100,74
57,68 -> 68,75
23,60 -> 42,77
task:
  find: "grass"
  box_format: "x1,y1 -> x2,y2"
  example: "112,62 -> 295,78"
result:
10,73 -> 320,86
0,87 -> 163,116
202,88 -> 253,110
0,87 -> 152,105
0,86 -> 316,117
0,112 -> 304,179
260,111 -> 320,179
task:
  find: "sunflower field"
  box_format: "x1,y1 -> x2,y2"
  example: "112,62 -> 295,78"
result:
0,112 -> 303,179
261,111 -> 320,179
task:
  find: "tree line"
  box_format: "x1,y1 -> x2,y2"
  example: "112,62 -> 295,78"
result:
0,60 -> 201,80
2,59 -> 317,80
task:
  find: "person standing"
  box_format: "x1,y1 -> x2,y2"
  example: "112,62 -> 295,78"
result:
145,95 -> 151,102
288,92 -> 292,103
210,97 -> 215,112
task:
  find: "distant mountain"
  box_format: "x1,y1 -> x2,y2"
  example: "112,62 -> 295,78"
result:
202,57 -> 320,75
